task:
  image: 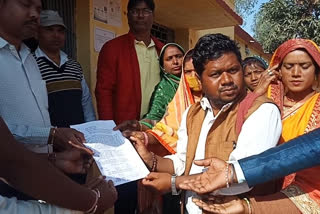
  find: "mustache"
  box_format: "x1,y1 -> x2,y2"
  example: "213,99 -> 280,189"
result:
218,84 -> 238,92
25,20 -> 38,26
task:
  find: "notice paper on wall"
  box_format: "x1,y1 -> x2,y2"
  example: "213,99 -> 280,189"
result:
71,120 -> 149,186
94,27 -> 115,52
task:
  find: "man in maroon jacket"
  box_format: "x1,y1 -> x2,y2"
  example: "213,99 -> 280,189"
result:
95,0 -> 163,213
96,0 -> 163,125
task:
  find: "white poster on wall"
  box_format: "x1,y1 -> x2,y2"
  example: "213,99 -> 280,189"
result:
93,0 -> 122,27
94,27 -> 115,52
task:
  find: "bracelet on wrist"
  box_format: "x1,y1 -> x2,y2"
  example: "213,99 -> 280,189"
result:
225,163 -> 230,188
229,163 -> 235,184
171,174 -> 182,195
86,189 -> 100,214
150,152 -> 157,172
243,197 -> 252,214
142,132 -> 149,146
48,127 -> 56,158
140,121 -> 153,129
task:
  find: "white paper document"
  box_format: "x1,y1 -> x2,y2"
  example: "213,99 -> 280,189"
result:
71,120 -> 150,186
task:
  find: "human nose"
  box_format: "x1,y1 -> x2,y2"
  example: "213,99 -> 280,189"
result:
30,7 -> 40,20
251,72 -> 258,81
220,72 -> 233,85
292,65 -> 301,77
137,10 -> 144,17
173,57 -> 179,65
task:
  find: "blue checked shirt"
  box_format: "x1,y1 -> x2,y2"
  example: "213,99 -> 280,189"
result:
0,37 -> 51,146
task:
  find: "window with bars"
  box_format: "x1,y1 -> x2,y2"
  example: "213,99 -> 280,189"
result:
151,22 -> 174,44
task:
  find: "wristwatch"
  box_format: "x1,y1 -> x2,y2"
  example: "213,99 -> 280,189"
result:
171,174 -> 182,195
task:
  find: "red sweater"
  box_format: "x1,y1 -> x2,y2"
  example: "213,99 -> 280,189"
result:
95,32 -> 164,124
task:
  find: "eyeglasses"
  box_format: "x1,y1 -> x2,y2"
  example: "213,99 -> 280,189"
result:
129,8 -> 153,17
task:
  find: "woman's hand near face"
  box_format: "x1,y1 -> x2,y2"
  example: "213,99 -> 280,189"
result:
253,64 -> 280,96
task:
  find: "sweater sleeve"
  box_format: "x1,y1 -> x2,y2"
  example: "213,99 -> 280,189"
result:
95,42 -> 117,120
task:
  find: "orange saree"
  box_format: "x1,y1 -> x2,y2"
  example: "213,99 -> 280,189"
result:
146,58 -> 196,154
267,39 -> 320,213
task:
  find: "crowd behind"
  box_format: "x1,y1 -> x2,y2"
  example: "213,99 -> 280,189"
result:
0,0 -> 320,213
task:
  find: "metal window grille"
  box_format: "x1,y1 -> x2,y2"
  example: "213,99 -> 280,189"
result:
151,22 -> 174,44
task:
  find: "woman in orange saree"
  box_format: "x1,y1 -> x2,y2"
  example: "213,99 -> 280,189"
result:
146,49 -> 202,154
261,38 -> 320,213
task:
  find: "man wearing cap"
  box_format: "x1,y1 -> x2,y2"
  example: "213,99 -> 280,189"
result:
34,10 -> 96,128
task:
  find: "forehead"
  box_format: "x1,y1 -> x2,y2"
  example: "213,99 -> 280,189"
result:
205,52 -> 240,70
282,49 -> 313,64
164,46 -> 183,56
184,59 -> 194,70
131,1 -> 149,9
1,0 -> 42,9
244,62 -> 265,72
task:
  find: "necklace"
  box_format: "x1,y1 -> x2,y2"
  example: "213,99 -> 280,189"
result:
285,96 -> 297,103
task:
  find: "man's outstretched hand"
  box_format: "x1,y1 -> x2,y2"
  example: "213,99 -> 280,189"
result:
179,158 -> 235,194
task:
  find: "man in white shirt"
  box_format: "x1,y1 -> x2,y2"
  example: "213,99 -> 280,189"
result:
130,33 -> 282,213
0,0 -> 94,201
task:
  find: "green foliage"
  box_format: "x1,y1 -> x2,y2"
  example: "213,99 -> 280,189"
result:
235,0 -> 259,19
253,0 -> 320,53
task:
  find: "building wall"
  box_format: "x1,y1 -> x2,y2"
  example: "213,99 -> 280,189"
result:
75,0 -> 243,109
76,0 -> 130,108
189,26 -> 235,48
224,0 -> 235,10
235,35 -> 271,62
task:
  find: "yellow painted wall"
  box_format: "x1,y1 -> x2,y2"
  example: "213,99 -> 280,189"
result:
76,0 -> 130,108
76,0 -> 91,84
235,35 -> 270,61
189,26 -> 235,48
175,28 -> 189,51
75,0 -> 241,103
90,0 -> 129,94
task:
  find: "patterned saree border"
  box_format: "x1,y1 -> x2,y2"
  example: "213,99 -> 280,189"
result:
305,94 -> 320,133
281,184 -> 320,214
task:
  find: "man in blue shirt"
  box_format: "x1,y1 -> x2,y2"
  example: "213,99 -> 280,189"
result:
179,128 -> 320,193
0,0 -> 92,199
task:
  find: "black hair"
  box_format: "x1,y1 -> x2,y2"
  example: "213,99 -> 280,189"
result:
127,0 -> 155,12
242,57 -> 267,71
183,49 -> 194,65
192,33 -> 242,77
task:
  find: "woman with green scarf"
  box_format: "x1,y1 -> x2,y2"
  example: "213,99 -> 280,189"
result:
140,43 -> 185,128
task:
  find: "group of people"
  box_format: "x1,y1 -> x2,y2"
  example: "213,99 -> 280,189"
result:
0,0 -> 320,214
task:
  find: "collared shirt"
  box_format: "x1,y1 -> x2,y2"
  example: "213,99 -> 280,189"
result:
34,48 -> 96,123
0,195 -> 82,214
134,39 -> 160,118
0,37 -> 51,145
165,97 -> 282,214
